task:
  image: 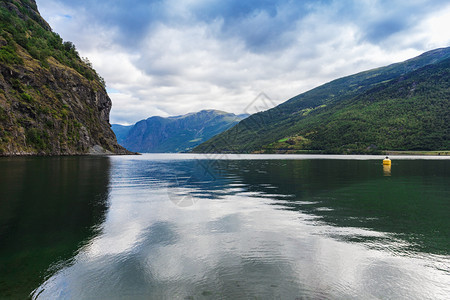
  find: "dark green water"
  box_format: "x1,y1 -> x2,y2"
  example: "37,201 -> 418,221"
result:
0,157 -> 110,299
0,154 -> 449,299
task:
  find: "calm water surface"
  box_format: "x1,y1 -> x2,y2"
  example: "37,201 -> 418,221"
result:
0,154 -> 449,299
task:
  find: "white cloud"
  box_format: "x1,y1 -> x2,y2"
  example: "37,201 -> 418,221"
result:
411,5 -> 450,49
36,0 -> 450,125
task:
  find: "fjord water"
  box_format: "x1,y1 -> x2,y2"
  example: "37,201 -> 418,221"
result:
1,155 -> 449,299
0,157 -> 110,299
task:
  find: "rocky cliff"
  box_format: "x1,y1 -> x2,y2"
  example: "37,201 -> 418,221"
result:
0,0 -> 129,155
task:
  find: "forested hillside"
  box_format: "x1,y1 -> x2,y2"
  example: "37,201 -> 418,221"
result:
193,47 -> 450,154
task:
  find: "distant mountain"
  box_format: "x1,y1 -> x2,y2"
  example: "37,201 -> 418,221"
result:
0,0 -> 128,155
111,124 -> 132,145
113,110 -> 248,153
193,47 -> 450,154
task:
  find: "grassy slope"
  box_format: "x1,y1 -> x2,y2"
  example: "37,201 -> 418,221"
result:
193,47 -> 450,153
263,59 -> 450,153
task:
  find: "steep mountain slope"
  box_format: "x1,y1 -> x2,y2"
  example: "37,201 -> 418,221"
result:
0,0 -> 128,155
262,58 -> 450,153
115,110 -> 247,153
193,47 -> 450,153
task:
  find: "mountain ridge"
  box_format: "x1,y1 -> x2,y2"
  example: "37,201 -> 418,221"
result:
113,109 -> 248,153
193,47 -> 450,154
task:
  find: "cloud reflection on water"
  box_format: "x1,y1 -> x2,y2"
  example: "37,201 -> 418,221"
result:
33,155 -> 450,299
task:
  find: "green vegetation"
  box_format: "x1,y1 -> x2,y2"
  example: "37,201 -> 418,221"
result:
262,134 -> 312,153
0,0 -> 101,82
0,105 -> 6,122
26,127 -> 49,151
20,92 -> 32,102
279,59 -> 450,153
194,48 -> 450,154
0,41 -> 23,64
0,0 -> 125,155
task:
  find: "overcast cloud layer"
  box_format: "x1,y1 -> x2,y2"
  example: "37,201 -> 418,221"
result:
36,0 -> 450,124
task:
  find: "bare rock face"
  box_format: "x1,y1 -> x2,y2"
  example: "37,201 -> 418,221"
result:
0,0 -> 131,155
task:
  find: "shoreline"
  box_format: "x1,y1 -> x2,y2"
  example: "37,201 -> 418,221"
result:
249,150 -> 450,156
382,150 -> 450,156
1,151 -> 447,157
0,151 -> 140,157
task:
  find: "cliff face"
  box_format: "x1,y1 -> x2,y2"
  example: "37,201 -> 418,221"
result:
0,0 -> 129,155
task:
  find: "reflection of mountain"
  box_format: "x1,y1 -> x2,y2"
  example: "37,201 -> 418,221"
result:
215,159 -> 450,255
30,156 -> 449,299
124,157 -> 450,255
0,157 -> 110,299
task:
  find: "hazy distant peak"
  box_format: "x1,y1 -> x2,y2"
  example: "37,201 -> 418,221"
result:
112,109 -> 247,153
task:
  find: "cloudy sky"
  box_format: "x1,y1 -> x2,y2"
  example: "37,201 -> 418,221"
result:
36,0 -> 450,125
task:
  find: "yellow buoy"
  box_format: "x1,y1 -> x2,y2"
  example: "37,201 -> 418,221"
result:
383,156 -> 391,165
383,164 -> 391,176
